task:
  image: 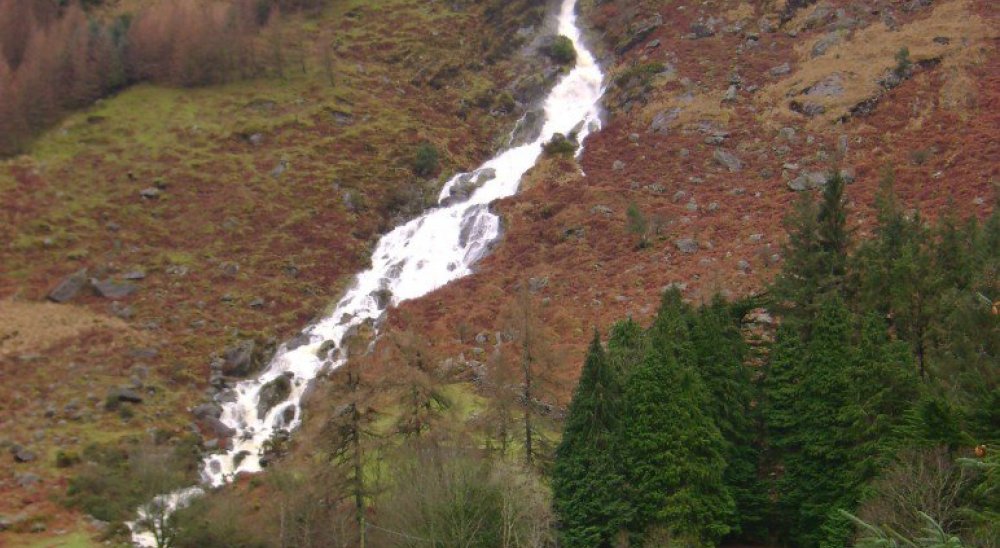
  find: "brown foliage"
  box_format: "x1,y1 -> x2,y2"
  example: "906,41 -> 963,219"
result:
0,0 -> 291,156
125,0 -> 262,86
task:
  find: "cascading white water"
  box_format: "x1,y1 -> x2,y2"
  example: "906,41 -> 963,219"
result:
131,0 -> 603,544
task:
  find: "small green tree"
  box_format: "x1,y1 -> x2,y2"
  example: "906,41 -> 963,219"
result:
546,35 -> 576,65
412,142 -> 440,177
626,201 -> 650,249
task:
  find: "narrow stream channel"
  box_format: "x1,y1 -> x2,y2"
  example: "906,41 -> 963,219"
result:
132,0 -> 604,543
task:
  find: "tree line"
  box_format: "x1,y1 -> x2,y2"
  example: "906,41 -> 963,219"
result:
554,172 -> 998,546
0,0 -> 324,157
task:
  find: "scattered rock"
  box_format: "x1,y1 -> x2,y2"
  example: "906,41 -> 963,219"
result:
628,133 -> 640,143
90,279 -> 138,300
221,339 -> 258,377
139,187 -> 161,199
791,101 -> 826,117
675,238 -> 699,254
270,159 -> 289,179
202,416 -> 236,439
787,171 -> 829,191
122,270 -> 146,280
713,148 -> 743,172
446,168 -> 497,203
649,108 -> 682,134
591,205 -> 613,216
738,259 -> 751,273
612,160 -> 625,171
812,32 -> 842,57
192,403 -> 223,420
673,191 -> 688,203
723,85 -> 738,102
285,333 -> 311,351
15,472 -> 40,488
316,340 -> 337,359
257,374 -> 293,420
370,288 -> 393,309
249,297 -> 265,309
805,73 -> 845,97
48,269 -> 88,303
13,448 -> 37,463
109,387 -> 143,404
769,63 -> 792,77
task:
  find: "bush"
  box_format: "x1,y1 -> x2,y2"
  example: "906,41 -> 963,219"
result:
412,142 -> 440,177
543,133 -> 577,156
547,35 -> 577,65
373,445 -> 554,547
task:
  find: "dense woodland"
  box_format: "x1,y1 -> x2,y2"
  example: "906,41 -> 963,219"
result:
0,0 -> 331,156
554,174 -> 999,547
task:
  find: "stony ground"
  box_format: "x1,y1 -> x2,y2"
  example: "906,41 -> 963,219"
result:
0,0 -> 563,542
1,0 -> 996,544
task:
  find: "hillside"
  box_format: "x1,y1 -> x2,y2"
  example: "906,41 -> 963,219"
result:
0,0 -> 997,545
0,0 -> 565,542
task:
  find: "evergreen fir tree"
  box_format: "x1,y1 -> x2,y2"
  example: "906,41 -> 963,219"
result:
773,297 -> 859,547
692,298 -> 768,540
552,332 -> 627,547
649,288 -> 696,365
773,172 -> 852,324
606,318 -> 647,380
620,344 -> 735,545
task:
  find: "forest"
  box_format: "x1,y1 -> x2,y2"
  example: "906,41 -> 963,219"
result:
0,0 -> 328,156
554,173 -> 998,547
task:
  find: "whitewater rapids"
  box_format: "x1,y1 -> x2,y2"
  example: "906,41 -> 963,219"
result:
131,0 -> 603,543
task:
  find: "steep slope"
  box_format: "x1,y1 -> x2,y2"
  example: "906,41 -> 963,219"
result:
385,0 -> 998,404
0,0 -> 565,542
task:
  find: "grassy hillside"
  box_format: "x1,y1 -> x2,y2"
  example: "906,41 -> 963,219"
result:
0,0 -> 558,543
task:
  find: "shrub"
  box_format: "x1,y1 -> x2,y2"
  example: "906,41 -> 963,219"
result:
543,133 -> 577,155
412,142 -> 440,177
547,35 -> 577,65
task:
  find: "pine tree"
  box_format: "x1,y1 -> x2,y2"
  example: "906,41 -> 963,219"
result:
552,333 -> 627,547
847,314 -> 920,480
649,288 -> 695,365
620,344 -> 735,545
605,318 -> 647,379
773,172 -> 852,324
775,297 -> 859,547
692,298 -> 768,540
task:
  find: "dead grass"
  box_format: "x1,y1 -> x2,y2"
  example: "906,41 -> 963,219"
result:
759,0 -> 995,127
0,301 -> 140,359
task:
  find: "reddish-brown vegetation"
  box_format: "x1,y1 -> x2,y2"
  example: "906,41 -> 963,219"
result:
0,0 -> 288,156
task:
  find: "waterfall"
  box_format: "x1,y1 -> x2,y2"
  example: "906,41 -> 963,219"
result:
131,0 -> 604,543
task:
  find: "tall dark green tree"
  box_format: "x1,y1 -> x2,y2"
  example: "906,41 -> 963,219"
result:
649,288 -> 696,364
691,298 -> 768,540
552,333 -> 627,547
769,297 -> 859,547
620,344 -> 735,545
773,172 -> 852,324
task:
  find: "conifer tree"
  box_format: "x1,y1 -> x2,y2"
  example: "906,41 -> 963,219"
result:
620,344 -> 735,545
773,173 -> 852,324
605,318 -> 647,379
692,298 -> 767,539
649,288 -> 696,365
552,333 -> 627,547
774,297 -> 859,547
